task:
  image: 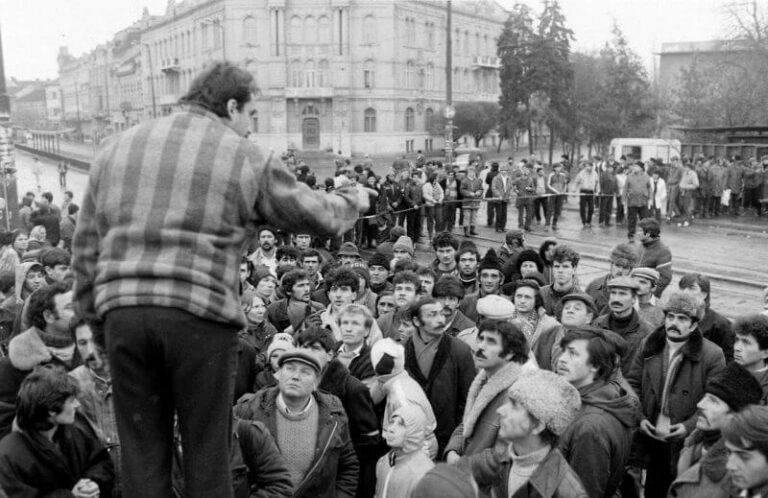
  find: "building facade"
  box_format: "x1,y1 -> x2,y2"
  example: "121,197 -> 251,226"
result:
139,0 -> 506,155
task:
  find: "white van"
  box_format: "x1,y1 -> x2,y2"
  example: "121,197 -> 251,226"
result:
609,138 -> 682,163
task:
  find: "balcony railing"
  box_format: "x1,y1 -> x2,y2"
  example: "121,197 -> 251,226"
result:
472,56 -> 501,69
160,58 -> 181,73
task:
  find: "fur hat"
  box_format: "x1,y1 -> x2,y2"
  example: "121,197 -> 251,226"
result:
478,248 -> 503,275
610,243 -> 640,269
371,338 -> 405,376
393,236 -> 415,257
631,267 -> 660,285
411,464 -> 477,498
515,249 -> 544,274
706,362 -> 763,411
368,252 -> 391,270
266,333 -> 294,359
506,370 -> 582,436
663,291 -> 704,321
477,295 -> 515,320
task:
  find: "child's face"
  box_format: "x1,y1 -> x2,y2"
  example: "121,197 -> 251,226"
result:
383,415 -> 408,448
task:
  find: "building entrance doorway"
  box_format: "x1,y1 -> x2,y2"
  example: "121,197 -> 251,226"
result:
302,105 -> 320,149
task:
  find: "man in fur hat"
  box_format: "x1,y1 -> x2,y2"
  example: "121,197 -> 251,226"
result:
627,291 -> 726,498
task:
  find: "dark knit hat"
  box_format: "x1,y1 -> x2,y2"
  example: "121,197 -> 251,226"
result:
367,252 -> 390,270
478,248 -> 503,275
515,249 -> 544,274
706,362 -> 763,411
411,464 -> 478,498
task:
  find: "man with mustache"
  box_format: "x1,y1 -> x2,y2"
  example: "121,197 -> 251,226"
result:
433,276 -> 475,338
626,291 -> 726,498
591,277 -> 652,376
668,362 -> 762,498
444,320 -> 529,479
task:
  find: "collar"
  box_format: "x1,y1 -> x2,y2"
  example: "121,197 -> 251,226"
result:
277,392 -> 313,415
337,342 -> 364,357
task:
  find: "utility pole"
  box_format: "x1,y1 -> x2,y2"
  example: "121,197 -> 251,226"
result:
444,0 -> 455,168
143,43 -> 157,118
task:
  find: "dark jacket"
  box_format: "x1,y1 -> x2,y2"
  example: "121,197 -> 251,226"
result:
585,273 -> 611,315
253,368 -> 277,392
29,208 -> 61,247
668,432 -> 734,498
459,291 -> 506,324
234,338 -> 259,403
697,308 -> 734,363
0,328 -> 82,439
627,327 -> 726,435
638,238 -> 672,298
540,284 -> 582,318
593,310 -> 653,376
319,359 -> 383,498
267,298 -> 325,333
234,387 -> 359,498
559,380 -> 640,498
0,415 -> 114,497
240,320 -> 279,354
404,333 -> 476,455
461,446 -> 587,498
346,344 -> 376,383
444,310 -> 476,339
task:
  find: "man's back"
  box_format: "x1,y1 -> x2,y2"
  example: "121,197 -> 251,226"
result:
73,106 -> 359,329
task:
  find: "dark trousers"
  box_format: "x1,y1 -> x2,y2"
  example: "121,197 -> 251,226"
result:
579,190 -> 595,224
599,195 -> 614,224
486,200 -> 497,226
424,205 -> 443,238
616,196 -> 625,224
744,187 -> 762,214
105,306 -> 238,498
547,195 -> 565,227
406,207 -> 422,243
516,199 -> 533,230
443,201 -> 457,231
708,196 -> 721,217
495,201 -> 508,230
627,205 -> 648,237
730,194 -> 742,216
533,196 -> 549,223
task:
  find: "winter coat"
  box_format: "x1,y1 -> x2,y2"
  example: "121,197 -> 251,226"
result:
559,380 -> 640,498
422,182 -> 444,207
638,238 -> 672,298
624,172 -> 652,207
753,368 -> 768,405
649,177 -> 668,215
319,359 -> 383,498
459,291 -> 508,324
592,310 -> 653,376
462,446 -> 587,498
444,310 -> 477,339
347,343 -> 376,383
585,273 -> 612,315
253,368 -> 277,392
404,333 -> 476,455
668,434 -> 734,498
627,327 -> 726,435
444,361 -> 524,461
234,338 -> 259,403
708,164 -> 726,196
540,283 -> 583,319
698,307 -> 735,363
0,327 -> 81,439
599,171 -> 618,196
460,177 -> 484,210
725,164 -> 744,194
240,319 -> 279,354
234,387 -> 359,498
0,414 -> 114,497
29,208 -> 61,247
491,174 -> 515,202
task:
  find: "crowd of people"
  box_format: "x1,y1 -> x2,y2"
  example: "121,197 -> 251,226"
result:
0,61 -> 765,498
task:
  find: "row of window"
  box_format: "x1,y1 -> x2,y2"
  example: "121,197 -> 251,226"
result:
363,107 -> 436,133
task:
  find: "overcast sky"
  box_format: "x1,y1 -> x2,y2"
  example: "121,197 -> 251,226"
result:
0,0 -> 743,81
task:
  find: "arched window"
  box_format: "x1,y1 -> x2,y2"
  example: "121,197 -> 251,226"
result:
318,60 -> 329,87
464,30 -> 470,55
426,63 -> 434,90
318,16 -> 331,44
405,107 -> 415,131
405,61 -> 415,89
364,108 -> 376,132
290,16 -> 302,45
363,15 -> 376,45
425,107 -> 434,132
305,60 -> 316,87
243,16 -> 258,44
363,59 -> 375,89
304,16 -> 317,44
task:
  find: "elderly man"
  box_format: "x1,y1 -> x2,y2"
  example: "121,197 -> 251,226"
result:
234,348 -> 359,498
73,62 -> 368,498
627,292 -> 726,498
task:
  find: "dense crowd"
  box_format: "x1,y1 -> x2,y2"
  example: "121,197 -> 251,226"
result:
0,62 -> 766,498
